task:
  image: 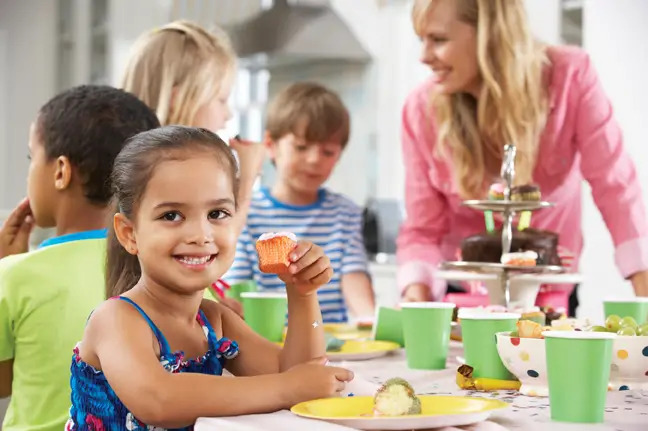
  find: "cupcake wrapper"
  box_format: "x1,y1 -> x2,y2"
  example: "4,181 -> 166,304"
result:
256,236 -> 296,274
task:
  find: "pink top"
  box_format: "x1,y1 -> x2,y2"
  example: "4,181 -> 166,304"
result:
397,45 -> 648,300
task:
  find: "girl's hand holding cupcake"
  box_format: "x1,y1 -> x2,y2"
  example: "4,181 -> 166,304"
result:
256,232 -> 332,296
282,240 -> 332,295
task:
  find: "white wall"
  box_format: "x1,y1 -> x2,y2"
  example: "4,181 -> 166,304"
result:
372,2 -> 429,201
0,397 -> 7,427
0,29 -> 7,212
108,0 -> 173,86
0,2 -> 57,420
524,0 -> 561,44
0,0 -> 57,211
578,0 -> 648,321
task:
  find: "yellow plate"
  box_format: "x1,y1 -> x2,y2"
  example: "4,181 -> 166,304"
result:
323,323 -> 372,340
276,340 -> 400,361
327,340 -> 400,361
291,395 -> 509,430
283,324 -> 373,342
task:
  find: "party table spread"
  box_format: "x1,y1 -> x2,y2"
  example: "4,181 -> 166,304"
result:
196,341 -> 648,431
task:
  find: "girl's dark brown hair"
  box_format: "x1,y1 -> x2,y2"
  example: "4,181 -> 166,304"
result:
106,125 -> 239,298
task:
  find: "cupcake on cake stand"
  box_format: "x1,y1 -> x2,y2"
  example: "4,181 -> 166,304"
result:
438,145 -> 582,310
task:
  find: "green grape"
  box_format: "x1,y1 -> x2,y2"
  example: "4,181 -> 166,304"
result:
605,315 -> 622,332
620,316 -> 638,330
589,325 -> 608,332
509,331 -> 519,337
617,326 -> 636,336
636,324 -> 648,336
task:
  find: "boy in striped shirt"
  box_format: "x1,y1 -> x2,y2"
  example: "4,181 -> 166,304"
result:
224,82 -> 375,323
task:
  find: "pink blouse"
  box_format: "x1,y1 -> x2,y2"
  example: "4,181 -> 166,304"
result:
396,45 -> 648,300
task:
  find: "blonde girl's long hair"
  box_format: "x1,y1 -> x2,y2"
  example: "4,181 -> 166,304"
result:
412,0 -> 549,198
121,20 -> 236,126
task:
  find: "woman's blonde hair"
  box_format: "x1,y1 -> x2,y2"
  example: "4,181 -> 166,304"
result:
412,0 -> 549,198
121,20 -> 236,126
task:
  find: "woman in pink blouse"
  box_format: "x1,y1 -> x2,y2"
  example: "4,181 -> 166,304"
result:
397,0 -> 648,307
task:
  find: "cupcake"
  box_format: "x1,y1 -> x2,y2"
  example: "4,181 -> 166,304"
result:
510,184 -> 541,201
488,183 -> 505,200
255,232 -> 297,274
373,378 -> 422,416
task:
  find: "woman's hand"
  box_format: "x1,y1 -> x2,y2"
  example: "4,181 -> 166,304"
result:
630,270 -> 648,296
402,283 -> 431,302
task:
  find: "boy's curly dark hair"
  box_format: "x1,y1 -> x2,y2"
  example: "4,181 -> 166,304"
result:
37,85 -> 160,205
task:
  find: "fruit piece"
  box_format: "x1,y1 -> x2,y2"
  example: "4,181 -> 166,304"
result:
620,316 -> 638,330
517,320 -> 543,339
637,324 -> 648,336
374,378 -> 422,416
520,312 -> 546,326
617,327 -> 636,336
324,333 -> 345,352
605,315 -> 622,332
509,330 -> 519,337
589,325 -> 608,332
456,365 -> 521,391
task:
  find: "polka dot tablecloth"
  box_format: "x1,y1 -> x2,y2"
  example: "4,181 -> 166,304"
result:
197,341 -> 648,431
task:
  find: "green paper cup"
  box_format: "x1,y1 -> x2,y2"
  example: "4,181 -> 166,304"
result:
459,310 -> 521,379
241,292 -> 287,342
603,298 -> 648,325
372,306 -> 404,346
400,302 -> 455,370
226,280 -> 258,301
543,331 -> 615,423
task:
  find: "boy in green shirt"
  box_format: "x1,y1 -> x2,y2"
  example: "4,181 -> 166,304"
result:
0,85 -> 159,431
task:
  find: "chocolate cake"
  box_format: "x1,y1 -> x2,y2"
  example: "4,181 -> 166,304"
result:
461,228 -> 561,265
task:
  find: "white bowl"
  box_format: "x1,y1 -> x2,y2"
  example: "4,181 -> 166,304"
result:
609,335 -> 648,391
496,331 -> 648,394
495,332 -> 548,396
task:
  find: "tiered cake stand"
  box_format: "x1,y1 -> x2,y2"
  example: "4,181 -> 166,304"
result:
437,145 -> 582,310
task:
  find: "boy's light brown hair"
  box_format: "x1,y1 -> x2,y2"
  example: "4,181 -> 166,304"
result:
266,82 -> 350,148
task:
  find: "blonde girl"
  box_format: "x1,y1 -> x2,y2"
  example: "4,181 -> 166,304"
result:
122,21 -> 265,312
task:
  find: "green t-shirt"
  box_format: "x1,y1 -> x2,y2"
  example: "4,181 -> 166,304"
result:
0,237 -> 106,431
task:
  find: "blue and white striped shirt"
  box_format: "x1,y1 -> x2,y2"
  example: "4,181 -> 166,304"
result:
224,187 -> 369,323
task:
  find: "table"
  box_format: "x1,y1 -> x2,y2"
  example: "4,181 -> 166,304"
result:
196,342 -> 648,430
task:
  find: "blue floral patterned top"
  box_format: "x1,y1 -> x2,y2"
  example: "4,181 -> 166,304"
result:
66,296 -> 239,431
